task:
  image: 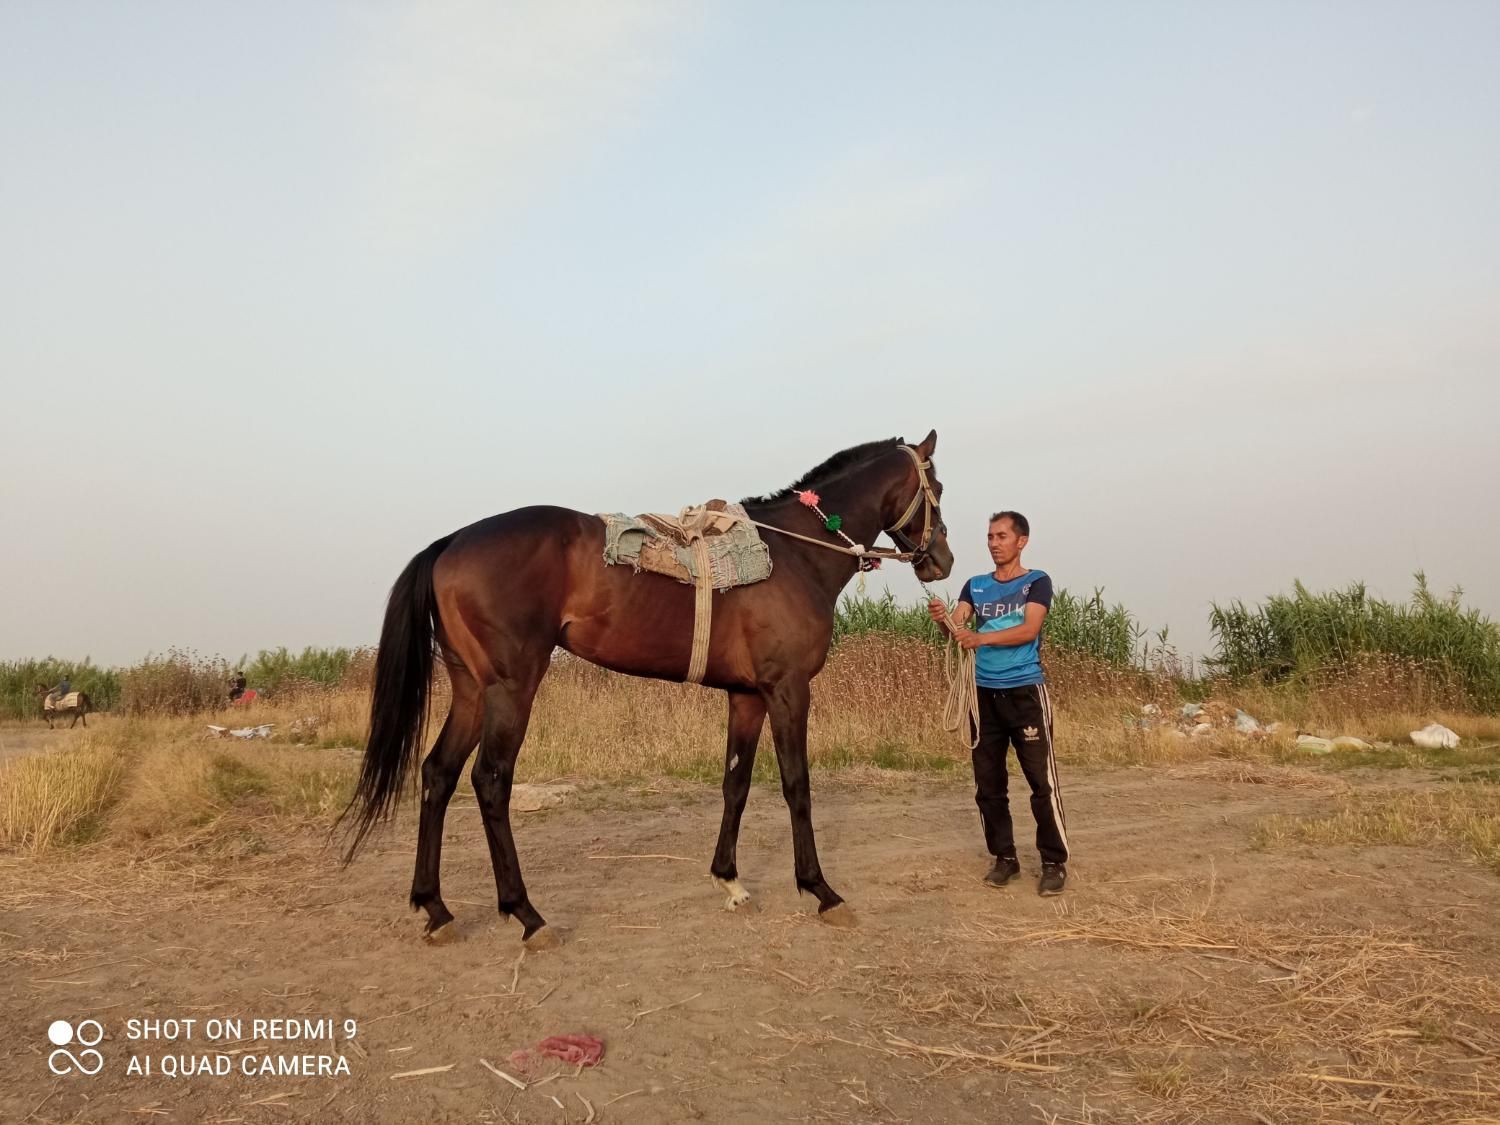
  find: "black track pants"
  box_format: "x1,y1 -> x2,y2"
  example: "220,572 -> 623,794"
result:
971,683 -> 1069,866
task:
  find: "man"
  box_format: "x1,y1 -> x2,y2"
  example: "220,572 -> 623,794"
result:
50,675 -> 72,704
928,511 -> 1068,896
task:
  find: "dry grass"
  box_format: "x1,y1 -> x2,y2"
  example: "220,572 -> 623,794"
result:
1257,785 -> 1500,873
1223,666 -> 1500,745
746,881 -> 1500,1120
834,886 -> 1500,1122
4,636 -> 1499,864
0,739 -> 127,851
1166,758 -> 1350,793
0,736 -> 358,858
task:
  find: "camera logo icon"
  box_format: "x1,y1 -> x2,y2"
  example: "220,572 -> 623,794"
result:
47,1019 -> 105,1076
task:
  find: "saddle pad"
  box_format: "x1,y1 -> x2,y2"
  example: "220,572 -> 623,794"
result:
599,502 -> 772,590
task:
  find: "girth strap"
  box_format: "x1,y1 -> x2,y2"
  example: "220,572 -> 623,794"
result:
686,539 -> 713,684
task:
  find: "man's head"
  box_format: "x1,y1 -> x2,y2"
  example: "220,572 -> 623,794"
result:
987,510 -> 1030,569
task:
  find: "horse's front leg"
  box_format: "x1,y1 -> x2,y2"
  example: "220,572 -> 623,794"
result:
709,690 -> 766,911
763,678 -> 854,927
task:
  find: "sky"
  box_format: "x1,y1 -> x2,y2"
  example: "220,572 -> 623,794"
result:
2,1 -> 1497,668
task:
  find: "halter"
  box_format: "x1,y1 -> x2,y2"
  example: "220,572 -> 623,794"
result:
747,443 -> 944,567
884,445 -> 943,559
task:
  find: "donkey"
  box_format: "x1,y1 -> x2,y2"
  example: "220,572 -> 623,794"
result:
36,685 -> 92,729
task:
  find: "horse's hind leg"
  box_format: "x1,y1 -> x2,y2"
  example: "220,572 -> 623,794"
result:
471,664 -> 552,948
710,690 -> 766,911
410,671 -> 483,943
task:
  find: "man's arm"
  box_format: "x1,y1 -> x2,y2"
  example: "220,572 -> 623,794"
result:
928,597 -> 974,630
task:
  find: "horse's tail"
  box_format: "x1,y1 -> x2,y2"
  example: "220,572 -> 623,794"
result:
339,533 -> 456,861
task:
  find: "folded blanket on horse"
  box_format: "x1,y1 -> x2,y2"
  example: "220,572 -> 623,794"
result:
599,500 -> 772,590
43,691 -> 82,711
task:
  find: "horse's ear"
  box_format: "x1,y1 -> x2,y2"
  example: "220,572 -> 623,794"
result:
916,429 -> 937,458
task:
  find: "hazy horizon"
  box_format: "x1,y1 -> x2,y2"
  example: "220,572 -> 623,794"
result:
3,2 -> 1497,669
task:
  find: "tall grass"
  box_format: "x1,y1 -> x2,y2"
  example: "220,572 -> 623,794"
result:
1048,588 -> 1154,668
0,647 -> 382,720
1210,574 -> 1500,710
6,572 -> 1495,725
836,588 -> 1167,671
0,658 -> 121,719
833,590 -> 947,645
119,649 -> 235,716
244,646 -> 375,696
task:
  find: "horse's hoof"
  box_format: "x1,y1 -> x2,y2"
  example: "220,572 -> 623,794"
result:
712,876 -> 756,913
523,926 -> 562,952
423,921 -> 460,945
819,903 -> 857,928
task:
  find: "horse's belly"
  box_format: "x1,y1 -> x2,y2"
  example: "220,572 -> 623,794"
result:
564,576 -> 762,683
559,616 -> 691,681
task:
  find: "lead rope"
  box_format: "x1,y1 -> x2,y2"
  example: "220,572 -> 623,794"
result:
922,583 -> 980,751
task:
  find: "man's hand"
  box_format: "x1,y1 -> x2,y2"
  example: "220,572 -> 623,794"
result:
927,597 -> 948,624
957,630 -> 986,651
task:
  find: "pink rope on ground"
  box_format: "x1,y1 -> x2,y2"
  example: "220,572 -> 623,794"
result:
509,1033 -> 605,1071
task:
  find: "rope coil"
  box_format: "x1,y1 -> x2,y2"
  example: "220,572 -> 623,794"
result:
939,633 -> 980,751
923,584 -> 980,751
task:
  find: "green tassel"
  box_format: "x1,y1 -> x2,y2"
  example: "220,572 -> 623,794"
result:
824,514 -> 843,532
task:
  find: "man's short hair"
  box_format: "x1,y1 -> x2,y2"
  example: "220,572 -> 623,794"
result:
989,510 -> 1030,537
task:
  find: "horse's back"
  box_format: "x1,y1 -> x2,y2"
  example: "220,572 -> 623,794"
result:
448,505 -> 598,548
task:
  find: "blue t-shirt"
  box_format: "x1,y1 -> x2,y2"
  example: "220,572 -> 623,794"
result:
957,569 -> 1054,689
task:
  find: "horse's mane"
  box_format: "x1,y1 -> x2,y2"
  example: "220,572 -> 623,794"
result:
741,437 -> 902,506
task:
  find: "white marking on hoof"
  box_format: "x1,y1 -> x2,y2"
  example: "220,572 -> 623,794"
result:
524,926 -> 562,952
729,753 -> 739,770
819,903 -> 857,928
423,921 -> 460,945
713,876 -> 754,912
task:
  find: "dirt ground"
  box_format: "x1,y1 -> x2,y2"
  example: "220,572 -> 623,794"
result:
0,724 -> 79,764
3,763 -> 1498,1124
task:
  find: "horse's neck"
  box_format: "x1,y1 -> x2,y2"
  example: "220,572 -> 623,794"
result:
757,470 -> 894,604
816,477 -> 888,555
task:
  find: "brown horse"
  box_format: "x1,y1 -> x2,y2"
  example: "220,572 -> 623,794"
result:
342,433 -> 954,949
35,685 -> 92,729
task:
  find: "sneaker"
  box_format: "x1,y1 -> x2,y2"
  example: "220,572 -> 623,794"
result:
1038,863 -> 1067,896
984,856 -> 1020,887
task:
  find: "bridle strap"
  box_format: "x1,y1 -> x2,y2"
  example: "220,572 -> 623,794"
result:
886,445 -> 939,554
747,443 -> 940,564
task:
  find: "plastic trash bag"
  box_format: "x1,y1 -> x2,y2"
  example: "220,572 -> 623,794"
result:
1409,723 -> 1459,750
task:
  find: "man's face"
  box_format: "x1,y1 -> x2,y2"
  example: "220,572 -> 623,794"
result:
987,518 -> 1027,567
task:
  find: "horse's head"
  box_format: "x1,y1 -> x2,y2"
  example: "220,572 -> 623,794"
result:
886,430 -> 954,583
